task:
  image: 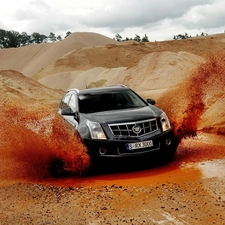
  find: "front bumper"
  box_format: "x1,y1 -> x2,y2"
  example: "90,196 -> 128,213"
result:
83,129 -> 178,158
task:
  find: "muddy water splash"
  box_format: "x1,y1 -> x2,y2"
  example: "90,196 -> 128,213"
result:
158,52 -> 225,141
0,101 -> 90,182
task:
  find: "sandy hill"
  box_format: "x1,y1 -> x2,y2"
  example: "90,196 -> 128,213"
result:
0,32 -> 117,78
0,70 -> 64,115
37,33 -> 225,80
33,33 -> 225,99
0,32 -> 225,136
0,70 -> 63,101
37,51 -> 204,98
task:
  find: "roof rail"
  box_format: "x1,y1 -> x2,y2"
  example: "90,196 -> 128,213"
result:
118,84 -> 127,88
108,84 -> 128,88
67,88 -> 79,93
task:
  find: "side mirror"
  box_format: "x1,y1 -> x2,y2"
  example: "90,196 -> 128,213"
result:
61,107 -> 75,116
146,98 -> 156,105
61,107 -> 79,121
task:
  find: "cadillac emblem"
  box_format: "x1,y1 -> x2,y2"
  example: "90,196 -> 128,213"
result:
132,125 -> 141,134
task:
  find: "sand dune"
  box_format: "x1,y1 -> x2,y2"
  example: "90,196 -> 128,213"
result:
38,67 -> 127,91
0,32 -> 117,78
38,51 -> 204,99
0,70 -> 63,104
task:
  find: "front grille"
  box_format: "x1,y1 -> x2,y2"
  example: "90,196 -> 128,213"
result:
109,119 -> 158,137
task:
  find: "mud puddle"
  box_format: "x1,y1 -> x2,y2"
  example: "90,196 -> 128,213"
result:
45,158 -> 225,188
44,134 -> 225,188
46,161 -> 201,188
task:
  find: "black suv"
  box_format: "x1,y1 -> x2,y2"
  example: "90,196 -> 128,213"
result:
58,85 -> 178,162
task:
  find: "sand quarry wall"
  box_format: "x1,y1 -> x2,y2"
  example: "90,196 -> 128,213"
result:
0,32 -> 225,135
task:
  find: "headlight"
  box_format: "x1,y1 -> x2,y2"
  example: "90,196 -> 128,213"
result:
86,120 -> 107,139
160,112 -> 171,132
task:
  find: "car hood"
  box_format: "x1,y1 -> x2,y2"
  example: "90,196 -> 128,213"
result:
82,106 -> 162,124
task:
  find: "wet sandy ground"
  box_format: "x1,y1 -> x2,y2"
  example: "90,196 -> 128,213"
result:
0,133 -> 225,224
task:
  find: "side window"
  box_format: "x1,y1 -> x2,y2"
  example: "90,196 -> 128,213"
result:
68,94 -> 76,112
60,93 -> 71,110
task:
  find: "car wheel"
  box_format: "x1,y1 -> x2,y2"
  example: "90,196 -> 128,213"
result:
48,157 -> 66,178
161,148 -> 177,164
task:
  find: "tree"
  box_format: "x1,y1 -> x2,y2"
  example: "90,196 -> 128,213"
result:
20,32 -> 31,46
134,34 -> 141,42
31,32 -> 47,44
0,29 -> 72,48
201,32 -> 208,36
65,31 -> 72,38
184,33 -> 191,39
173,33 -> 191,40
57,35 -> 62,41
115,33 -> 122,42
125,37 -> 132,41
6,30 -> 21,47
142,34 -> 149,42
0,29 -> 8,48
48,32 -> 57,42
114,33 -> 150,42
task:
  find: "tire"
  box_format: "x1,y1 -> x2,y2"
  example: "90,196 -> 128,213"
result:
48,157 -> 66,178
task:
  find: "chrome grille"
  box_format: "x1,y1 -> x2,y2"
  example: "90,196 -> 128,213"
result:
109,119 -> 158,137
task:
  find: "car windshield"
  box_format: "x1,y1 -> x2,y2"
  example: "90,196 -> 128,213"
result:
78,90 -> 147,113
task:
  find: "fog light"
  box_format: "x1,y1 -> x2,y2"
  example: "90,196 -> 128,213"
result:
99,148 -> 106,155
166,139 -> 171,145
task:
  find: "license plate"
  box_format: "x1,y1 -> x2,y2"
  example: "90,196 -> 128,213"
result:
126,140 -> 153,150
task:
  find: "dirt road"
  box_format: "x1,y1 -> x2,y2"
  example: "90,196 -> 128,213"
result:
1,133 -> 225,225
